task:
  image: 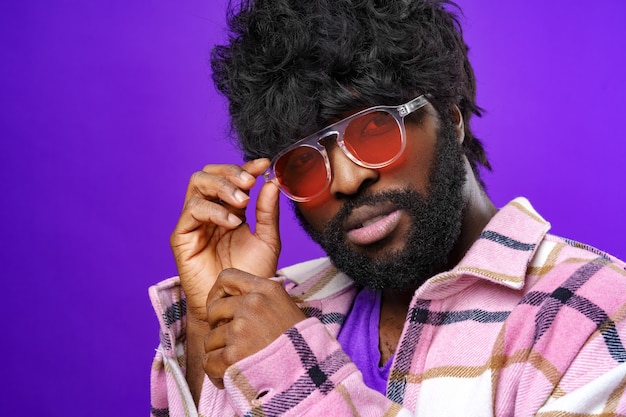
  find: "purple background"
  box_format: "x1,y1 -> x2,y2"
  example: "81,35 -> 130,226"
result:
2,1 -> 624,415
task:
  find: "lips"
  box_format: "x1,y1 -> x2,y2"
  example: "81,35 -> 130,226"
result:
344,204 -> 403,246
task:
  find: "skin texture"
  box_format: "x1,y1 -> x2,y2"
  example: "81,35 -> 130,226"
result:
203,269 -> 306,389
171,104 -> 496,404
170,159 -> 302,401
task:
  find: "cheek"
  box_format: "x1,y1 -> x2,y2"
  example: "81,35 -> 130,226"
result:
378,124 -> 437,194
295,198 -> 340,232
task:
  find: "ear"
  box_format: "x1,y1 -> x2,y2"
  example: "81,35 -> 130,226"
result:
451,105 -> 465,144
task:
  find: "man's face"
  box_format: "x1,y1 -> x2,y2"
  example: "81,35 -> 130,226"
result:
294,106 -> 468,290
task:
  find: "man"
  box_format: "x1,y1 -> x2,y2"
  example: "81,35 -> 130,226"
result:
150,0 -> 626,415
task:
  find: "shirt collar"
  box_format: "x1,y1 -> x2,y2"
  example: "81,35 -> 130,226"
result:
417,197 -> 551,298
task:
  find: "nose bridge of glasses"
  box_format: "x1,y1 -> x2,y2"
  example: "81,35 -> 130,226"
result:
318,129 -> 367,171
316,130 -> 340,150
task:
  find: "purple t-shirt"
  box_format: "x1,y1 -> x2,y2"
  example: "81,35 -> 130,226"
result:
336,287 -> 394,395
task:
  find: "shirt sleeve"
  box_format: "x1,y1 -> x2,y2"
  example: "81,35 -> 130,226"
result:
148,278 -> 412,417
149,277 -> 199,417
495,260 -> 626,416
533,317 -> 626,415
222,317 -> 414,416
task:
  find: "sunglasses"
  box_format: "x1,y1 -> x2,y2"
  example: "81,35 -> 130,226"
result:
263,95 -> 430,202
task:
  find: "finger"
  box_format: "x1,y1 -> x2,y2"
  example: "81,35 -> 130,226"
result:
208,376 -> 224,390
195,159 -> 271,201
207,159 -> 271,218
204,321 -> 229,352
185,159 -> 271,212
204,349 -> 227,389
240,158 -> 271,177
186,170 -> 251,210
254,179 -> 281,255
173,196 -> 243,238
206,296 -> 240,329
200,161 -> 261,188
205,269 -> 265,307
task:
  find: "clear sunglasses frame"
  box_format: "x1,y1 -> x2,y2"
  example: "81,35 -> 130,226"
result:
263,94 -> 430,202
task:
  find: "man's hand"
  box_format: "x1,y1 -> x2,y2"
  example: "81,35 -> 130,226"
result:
170,158 -> 281,322
203,268 -> 307,389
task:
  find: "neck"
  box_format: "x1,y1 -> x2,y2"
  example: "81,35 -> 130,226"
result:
445,171 -> 497,272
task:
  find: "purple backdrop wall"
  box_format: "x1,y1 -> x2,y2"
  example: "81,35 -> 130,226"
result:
2,1 -> 624,415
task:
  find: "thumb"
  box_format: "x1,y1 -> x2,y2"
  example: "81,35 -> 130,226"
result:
254,180 -> 281,255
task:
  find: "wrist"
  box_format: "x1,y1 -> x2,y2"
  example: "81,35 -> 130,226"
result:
187,313 -> 210,335
185,313 -> 212,405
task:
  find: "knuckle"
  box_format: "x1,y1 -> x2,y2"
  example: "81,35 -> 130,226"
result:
190,170 -> 207,185
217,268 -> 237,280
222,345 -> 239,366
185,196 -> 215,218
215,180 -> 242,202
214,176 -> 233,190
222,164 -> 242,177
246,292 -> 266,310
220,267 -> 236,275
185,195 -> 202,210
229,317 -> 246,335
169,229 -> 178,245
190,170 -> 238,196
201,163 -> 242,179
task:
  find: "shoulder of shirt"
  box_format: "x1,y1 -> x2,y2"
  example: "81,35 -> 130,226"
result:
527,232 -> 626,288
420,197 -> 625,297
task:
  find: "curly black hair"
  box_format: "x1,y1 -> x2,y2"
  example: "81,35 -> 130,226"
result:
211,0 -> 491,182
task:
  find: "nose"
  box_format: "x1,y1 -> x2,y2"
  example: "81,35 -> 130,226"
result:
326,142 -> 379,198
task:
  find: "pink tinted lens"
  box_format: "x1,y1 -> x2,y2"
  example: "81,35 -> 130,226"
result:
343,110 -> 402,164
274,145 -> 327,199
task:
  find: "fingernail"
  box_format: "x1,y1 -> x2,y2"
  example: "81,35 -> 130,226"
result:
228,213 -> 243,226
234,190 -> 249,203
240,171 -> 255,183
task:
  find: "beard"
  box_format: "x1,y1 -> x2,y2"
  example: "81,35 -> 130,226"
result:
293,118 -> 467,291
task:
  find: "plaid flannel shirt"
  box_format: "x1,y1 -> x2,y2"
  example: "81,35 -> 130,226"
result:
150,197 -> 626,416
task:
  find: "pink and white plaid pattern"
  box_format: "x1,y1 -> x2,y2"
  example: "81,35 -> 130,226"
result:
150,198 -> 626,416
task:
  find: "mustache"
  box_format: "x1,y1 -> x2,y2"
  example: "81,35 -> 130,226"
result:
325,188 -> 427,233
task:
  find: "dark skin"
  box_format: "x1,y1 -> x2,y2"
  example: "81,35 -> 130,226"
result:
170,103 -> 496,404
203,268 -> 307,388
296,104 -> 496,364
170,158 -> 288,399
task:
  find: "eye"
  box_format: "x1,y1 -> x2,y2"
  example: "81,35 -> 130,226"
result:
282,147 -> 322,175
359,112 -> 396,137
